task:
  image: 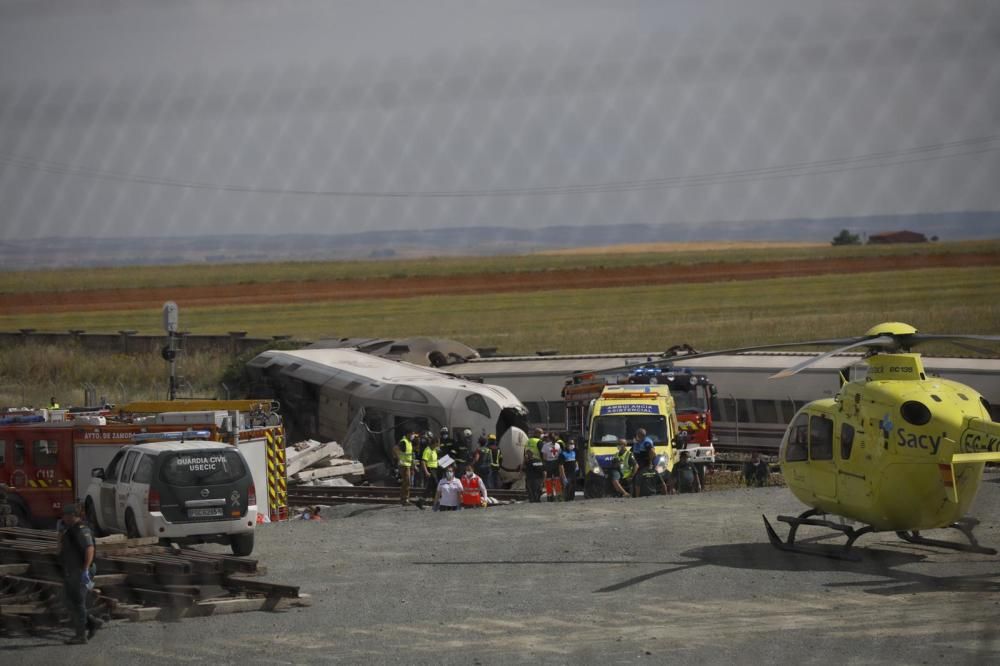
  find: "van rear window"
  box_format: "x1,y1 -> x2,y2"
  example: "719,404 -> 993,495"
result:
159,450 -> 247,487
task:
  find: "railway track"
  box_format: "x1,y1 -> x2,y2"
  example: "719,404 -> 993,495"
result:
287,485 -> 527,506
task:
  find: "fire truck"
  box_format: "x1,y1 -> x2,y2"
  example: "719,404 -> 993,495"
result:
0,400 -> 288,528
563,365 -> 718,473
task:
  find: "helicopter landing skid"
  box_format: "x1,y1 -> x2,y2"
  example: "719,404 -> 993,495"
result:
895,518 -> 998,555
763,509 -> 876,561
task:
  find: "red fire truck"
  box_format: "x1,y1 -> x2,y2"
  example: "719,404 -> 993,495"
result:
0,400 -> 287,528
563,365 -> 718,469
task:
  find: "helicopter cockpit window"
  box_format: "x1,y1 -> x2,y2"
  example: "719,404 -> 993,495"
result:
786,414 -> 809,462
899,400 -> 931,426
840,423 -> 855,460
809,416 -> 833,461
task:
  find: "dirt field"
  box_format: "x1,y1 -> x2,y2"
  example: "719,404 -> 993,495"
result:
5,252 -> 998,316
537,241 -> 825,255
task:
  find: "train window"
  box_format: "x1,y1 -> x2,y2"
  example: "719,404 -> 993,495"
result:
737,399 -> 751,423
32,440 -> 59,467
14,440 -> 25,466
0,440 -> 5,465
840,423 -> 855,460
786,414 -> 808,462
391,385 -> 428,403
810,417 -> 833,461
779,400 -> 798,424
751,400 -> 781,424
524,402 -> 548,424
465,394 -> 491,419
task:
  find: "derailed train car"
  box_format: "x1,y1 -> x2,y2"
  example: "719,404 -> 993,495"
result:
246,348 -> 529,474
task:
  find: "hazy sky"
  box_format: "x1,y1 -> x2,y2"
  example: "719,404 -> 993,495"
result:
1,0 -> 998,239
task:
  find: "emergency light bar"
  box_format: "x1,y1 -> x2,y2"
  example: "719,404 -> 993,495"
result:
132,430 -> 213,444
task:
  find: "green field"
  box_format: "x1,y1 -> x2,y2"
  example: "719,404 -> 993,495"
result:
2,264 -> 998,407
1,239 -> 997,294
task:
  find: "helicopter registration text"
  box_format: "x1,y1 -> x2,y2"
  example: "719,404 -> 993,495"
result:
960,431 -> 1000,453
896,428 -> 943,455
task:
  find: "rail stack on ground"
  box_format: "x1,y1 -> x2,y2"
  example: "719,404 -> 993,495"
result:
0,527 -> 310,635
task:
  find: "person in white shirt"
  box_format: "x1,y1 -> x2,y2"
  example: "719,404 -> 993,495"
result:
540,433 -> 563,502
434,466 -> 464,511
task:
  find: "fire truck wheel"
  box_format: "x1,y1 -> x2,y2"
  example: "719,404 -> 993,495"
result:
85,499 -> 106,537
231,532 -> 255,557
124,510 -> 141,539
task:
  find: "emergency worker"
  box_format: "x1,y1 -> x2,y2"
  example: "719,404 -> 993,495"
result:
417,435 -> 441,509
460,464 -> 489,508
438,426 -> 454,458
49,396 -> 60,409
524,449 -> 545,502
473,436 -> 492,485
612,438 -> 636,497
59,503 -> 101,644
634,465 -> 669,497
394,430 -> 417,506
540,433 -> 563,501
484,435 -> 502,489
525,428 -> 544,461
631,428 -> 656,475
559,437 -> 579,501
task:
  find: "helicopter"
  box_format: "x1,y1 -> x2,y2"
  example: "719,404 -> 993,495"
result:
588,322 -> 1000,560
757,321 -> 1000,559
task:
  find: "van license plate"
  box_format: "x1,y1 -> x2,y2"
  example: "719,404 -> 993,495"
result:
188,507 -> 223,518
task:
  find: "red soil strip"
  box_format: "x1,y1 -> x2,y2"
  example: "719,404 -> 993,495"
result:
4,252 -> 997,316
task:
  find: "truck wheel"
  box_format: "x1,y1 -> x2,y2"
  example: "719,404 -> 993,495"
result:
85,498 -> 106,537
230,532 -> 254,557
124,510 -> 141,539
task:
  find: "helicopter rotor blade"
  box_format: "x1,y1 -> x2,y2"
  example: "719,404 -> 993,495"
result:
769,336 -> 896,379
909,333 -> 1000,347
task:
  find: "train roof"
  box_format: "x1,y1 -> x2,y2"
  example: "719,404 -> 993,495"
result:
249,348 -> 524,407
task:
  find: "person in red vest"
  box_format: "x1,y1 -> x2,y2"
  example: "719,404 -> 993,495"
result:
460,464 -> 489,508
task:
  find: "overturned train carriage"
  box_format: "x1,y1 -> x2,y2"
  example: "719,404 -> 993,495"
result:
246,349 -> 529,472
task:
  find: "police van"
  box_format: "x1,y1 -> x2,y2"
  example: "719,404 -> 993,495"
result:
84,437 -> 257,556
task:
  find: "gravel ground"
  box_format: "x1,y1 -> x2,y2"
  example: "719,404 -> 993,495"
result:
6,475 -> 1000,664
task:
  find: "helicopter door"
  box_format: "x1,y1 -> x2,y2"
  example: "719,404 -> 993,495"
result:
808,416 -> 836,500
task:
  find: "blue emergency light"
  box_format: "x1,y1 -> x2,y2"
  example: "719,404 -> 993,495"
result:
132,430 -> 213,444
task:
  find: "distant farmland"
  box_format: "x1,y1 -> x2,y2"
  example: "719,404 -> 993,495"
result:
1,241 -> 997,407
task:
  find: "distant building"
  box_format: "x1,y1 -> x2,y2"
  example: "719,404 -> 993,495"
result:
867,230 -> 928,244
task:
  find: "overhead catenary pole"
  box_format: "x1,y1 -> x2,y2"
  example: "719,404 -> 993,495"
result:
162,301 -> 179,401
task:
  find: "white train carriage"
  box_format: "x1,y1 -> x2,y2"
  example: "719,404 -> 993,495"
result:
447,353 -> 1000,454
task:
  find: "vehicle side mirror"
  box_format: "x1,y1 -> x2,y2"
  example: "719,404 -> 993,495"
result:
91,468 -> 105,479
674,431 -> 690,447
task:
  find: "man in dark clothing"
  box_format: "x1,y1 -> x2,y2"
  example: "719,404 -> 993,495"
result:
743,451 -> 771,487
59,503 -> 101,644
672,451 -> 702,494
558,438 -> 579,501
634,466 -> 669,497
524,449 -> 545,503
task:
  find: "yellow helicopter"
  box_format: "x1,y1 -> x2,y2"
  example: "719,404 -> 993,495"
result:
589,321 -> 1000,559
756,321 -> 1000,559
